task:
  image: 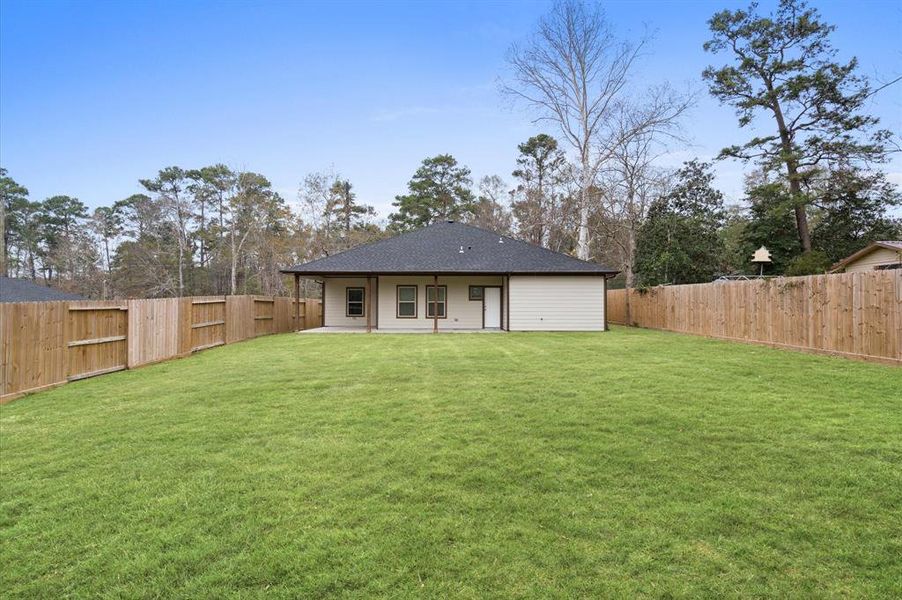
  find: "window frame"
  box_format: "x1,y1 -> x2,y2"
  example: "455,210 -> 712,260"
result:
396,285 -> 418,319
345,287 -> 365,317
425,285 -> 448,319
468,285 -> 484,301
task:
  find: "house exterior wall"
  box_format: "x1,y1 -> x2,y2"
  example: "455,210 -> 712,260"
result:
841,247 -> 902,273
323,277 -> 370,327
376,275 -> 504,329
508,275 -> 605,331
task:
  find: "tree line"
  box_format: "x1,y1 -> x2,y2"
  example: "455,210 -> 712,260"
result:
1,0 -> 899,299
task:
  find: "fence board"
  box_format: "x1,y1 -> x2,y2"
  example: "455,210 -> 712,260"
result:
225,296 -> 254,343
253,297 -> 275,337
128,298 -> 182,367
67,302 -> 128,380
607,271 -> 901,365
1,302 -> 68,397
2,294 -> 321,403
191,297 -> 226,351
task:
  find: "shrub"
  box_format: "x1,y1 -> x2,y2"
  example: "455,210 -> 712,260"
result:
785,250 -> 832,276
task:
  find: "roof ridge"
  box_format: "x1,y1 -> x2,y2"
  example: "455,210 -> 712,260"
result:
450,220 -> 605,268
281,219 -> 618,274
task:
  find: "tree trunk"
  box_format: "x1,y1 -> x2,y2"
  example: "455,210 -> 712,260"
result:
230,232 -> 237,295
771,98 -> 812,252
199,199 -> 206,268
177,238 -> 185,297
577,154 -> 591,260
623,226 -> 637,326
230,228 -> 251,296
104,238 -> 112,299
0,200 -> 6,276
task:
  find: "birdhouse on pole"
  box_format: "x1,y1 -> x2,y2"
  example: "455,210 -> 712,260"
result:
751,246 -> 772,276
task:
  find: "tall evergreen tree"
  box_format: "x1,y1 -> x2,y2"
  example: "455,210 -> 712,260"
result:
811,169 -> 901,264
389,155 -> 476,231
635,161 -> 726,286
704,0 -> 895,253
740,181 -> 802,275
0,168 -> 31,276
325,179 -> 375,234
140,167 -> 193,296
91,205 -> 124,298
511,134 -> 567,246
39,195 -> 89,282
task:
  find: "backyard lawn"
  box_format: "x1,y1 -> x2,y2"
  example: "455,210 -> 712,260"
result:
1,328 -> 900,598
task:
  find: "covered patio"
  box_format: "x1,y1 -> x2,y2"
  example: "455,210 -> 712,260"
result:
298,326 -> 505,334
282,221 -> 617,333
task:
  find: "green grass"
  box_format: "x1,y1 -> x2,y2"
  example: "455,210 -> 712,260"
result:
1,328 -> 900,598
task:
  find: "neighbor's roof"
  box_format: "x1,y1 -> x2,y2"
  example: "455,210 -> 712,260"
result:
0,276 -> 86,303
282,221 -> 618,276
829,240 -> 902,273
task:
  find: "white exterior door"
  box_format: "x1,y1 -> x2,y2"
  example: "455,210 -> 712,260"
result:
484,287 -> 501,328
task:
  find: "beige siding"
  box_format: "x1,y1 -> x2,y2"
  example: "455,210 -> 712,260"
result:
843,247 -> 902,273
508,275 -> 605,331
377,276 -> 503,329
323,277 -> 370,327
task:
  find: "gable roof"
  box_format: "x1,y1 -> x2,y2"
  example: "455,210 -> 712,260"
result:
282,221 -> 618,276
0,277 -> 86,303
829,241 -> 902,273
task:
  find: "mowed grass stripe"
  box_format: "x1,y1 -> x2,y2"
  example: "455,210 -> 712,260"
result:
1,328 -> 900,598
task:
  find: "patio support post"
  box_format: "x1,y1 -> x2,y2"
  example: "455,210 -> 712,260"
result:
321,280 -> 326,327
293,274 -> 300,331
603,275 -> 608,332
433,274 -> 438,333
366,275 -> 372,333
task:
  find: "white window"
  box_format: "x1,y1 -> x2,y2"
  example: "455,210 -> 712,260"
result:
426,285 -> 447,318
397,285 -> 417,318
346,287 -> 365,317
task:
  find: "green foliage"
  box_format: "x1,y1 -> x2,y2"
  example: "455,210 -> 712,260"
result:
740,182 -> 803,274
635,160 -> 726,285
785,250 -> 832,276
719,205 -> 752,275
703,0 -> 892,252
2,331 -> 900,597
511,134 -> 568,246
810,169 -> 901,264
1,167 -> 35,275
325,179 -> 375,234
390,154 -> 476,231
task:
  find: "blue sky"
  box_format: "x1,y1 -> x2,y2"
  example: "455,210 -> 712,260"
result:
1,0 -> 900,220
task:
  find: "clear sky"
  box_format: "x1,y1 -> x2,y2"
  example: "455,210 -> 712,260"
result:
1,0 -> 900,221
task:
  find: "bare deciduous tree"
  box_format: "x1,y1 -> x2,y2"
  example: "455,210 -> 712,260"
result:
504,0 -> 646,259
598,83 -> 693,286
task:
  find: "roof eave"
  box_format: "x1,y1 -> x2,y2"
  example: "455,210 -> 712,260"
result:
828,241 -> 902,272
279,269 -> 618,277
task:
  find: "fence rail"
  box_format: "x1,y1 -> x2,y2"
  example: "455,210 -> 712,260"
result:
1,295 -> 322,402
607,270 -> 900,365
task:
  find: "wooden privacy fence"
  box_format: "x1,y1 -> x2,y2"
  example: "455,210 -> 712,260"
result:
1,295 -> 322,402
607,270 -> 901,365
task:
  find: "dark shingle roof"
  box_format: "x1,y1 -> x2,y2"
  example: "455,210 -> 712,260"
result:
282,221 -> 618,275
0,277 -> 86,303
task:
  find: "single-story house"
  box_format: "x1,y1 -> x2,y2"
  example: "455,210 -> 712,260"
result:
281,221 -> 618,332
0,276 -> 85,303
829,241 -> 902,273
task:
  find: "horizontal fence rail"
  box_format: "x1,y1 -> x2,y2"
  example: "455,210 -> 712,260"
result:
607,270 -> 901,365
1,295 -> 322,402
